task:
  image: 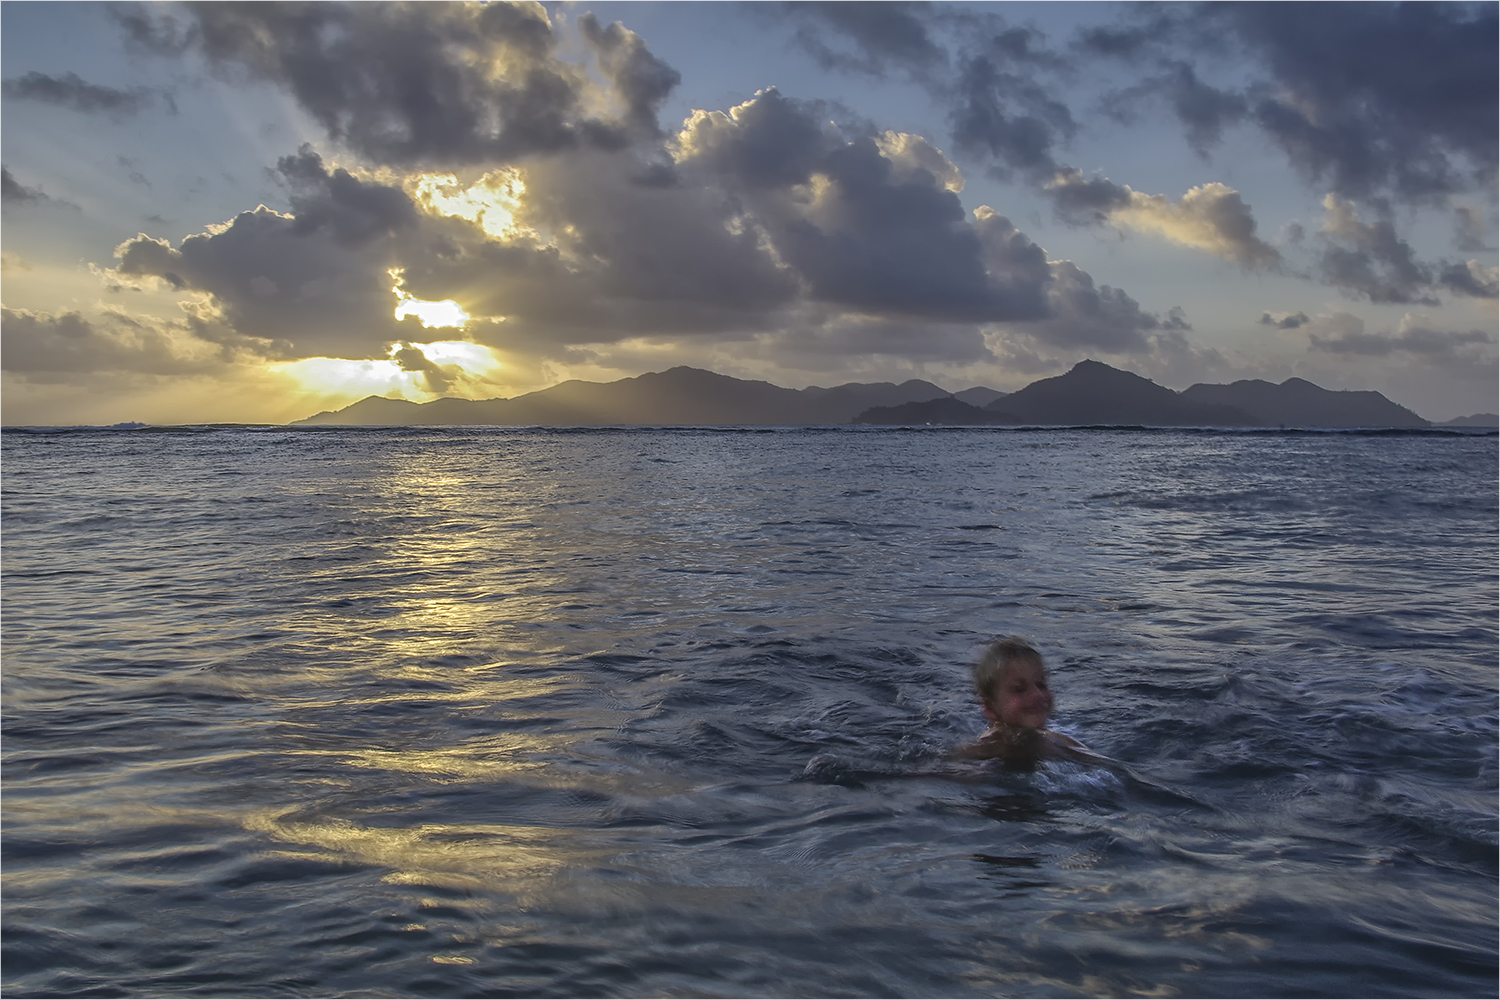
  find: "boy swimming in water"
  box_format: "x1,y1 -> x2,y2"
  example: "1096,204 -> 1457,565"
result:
953,636 -> 1110,770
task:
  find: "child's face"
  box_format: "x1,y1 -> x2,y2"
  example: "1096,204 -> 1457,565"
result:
985,660 -> 1054,730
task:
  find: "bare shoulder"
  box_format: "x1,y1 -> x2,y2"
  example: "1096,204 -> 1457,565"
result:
947,734 -> 1004,761
1043,729 -> 1086,750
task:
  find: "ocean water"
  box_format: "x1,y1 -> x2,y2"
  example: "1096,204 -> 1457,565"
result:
2,425 -> 1495,999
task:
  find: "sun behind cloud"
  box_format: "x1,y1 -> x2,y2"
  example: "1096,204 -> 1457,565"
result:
408,170 -> 528,240
272,340 -> 508,405
389,268 -> 470,330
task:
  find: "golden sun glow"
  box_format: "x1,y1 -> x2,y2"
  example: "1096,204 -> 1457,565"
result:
409,169 -> 527,239
389,268 -> 469,329
271,341 -> 507,404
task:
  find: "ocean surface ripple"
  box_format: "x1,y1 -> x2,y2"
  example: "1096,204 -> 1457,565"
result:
3,426 -> 1496,998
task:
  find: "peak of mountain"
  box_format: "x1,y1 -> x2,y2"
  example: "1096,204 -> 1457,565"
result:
298,394 -> 431,425
981,359 -> 1255,426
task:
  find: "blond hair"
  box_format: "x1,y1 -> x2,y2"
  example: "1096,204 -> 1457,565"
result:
972,636 -> 1045,706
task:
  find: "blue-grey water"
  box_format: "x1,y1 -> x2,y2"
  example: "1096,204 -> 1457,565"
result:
3,425 -> 1496,999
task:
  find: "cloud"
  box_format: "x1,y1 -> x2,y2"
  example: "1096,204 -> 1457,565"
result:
1110,182 -> 1280,269
1453,205 -> 1496,252
1087,3 -> 1498,204
578,13 -> 681,136
1260,311 -> 1309,330
391,342 -> 458,393
1,252 -> 34,273
947,46 -> 1075,183
757,312 -> 993,368
781,1 -> 948,80
105,148 -> 444,359
874,131 -> 964,192
674,89 -> 1053,324
1305,311 -> 1494,360
1,166 -> 81,211
782,3 -> 1077,184
1103,61 -> 1247,156
1008,259 -> 1161,353
1047,170 -> 1279,268
79,14 -> 1197,383
1437,260 -> 1499,300
115,1 -> 676,167
782,1 -> 1497,217
1228,3 -> 1497,202
0,306 -> 230,378
1315,194 -> 1437,304
1,70 -> 156,115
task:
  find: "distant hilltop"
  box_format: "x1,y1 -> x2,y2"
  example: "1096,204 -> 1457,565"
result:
296,361 -> 1482,429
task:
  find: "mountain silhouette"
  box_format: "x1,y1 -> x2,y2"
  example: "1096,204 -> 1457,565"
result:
1440,413 -> 1499,427
299,360 -> 1435,429
1180,377 -> 1429,428
860,360 -> 1258,426
297,366 -> 948,426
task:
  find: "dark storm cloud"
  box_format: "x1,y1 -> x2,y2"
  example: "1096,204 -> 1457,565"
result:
1227,2 -> 1497,202
1086,2 -> 1498,204
108,141 -> 800,362
779,2 -> 1075,183
676,89 -> 1052,324
99,90 -> 1166,369
1260,312 -> 1310,330
796,2 -> 1496,208
114,1 -> 676,166
275,145 -> 419,245
1,70 -> 155,115
947,49 -> 1075,183
111,150 -> 427,357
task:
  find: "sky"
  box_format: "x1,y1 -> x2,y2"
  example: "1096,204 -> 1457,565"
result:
1,1 -> 1495,425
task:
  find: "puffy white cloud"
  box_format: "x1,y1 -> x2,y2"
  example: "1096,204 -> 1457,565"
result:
1047,170 -> 1280,269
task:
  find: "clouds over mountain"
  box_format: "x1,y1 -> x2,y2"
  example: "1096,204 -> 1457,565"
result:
5,0 -> 1486,426
69,9 -> 1184,388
